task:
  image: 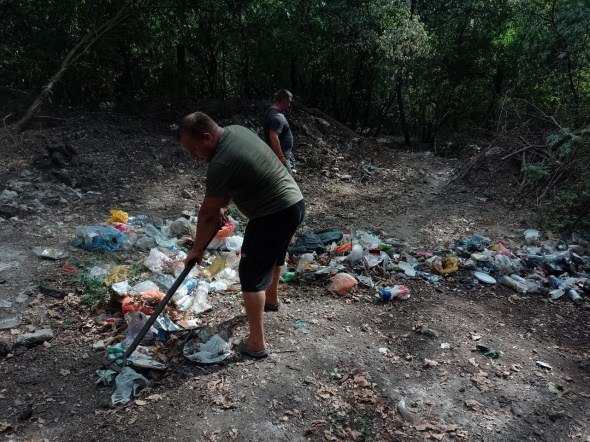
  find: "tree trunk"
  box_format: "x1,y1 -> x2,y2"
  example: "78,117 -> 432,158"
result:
396,78 -> 410,145
14,2 -> 132,132
176,43 -> 187,95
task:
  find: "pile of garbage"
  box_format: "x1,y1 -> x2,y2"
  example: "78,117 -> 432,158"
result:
288,228 -> 589,302
33,210 -> 590,404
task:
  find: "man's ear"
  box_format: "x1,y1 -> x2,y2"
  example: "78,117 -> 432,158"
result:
203,132 -> 213,143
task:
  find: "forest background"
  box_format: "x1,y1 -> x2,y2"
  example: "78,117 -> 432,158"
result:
2,0 -> 589,235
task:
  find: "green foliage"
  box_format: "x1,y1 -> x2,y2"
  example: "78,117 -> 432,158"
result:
79,272 -> 110,306
538,126 -> 590,235
2,0 -> 589,133
522,163 -> 551,181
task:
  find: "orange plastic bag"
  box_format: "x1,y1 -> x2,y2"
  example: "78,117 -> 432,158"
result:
328,273 -> 358,296
122,290 -> 165,314
215,220 -> 235,238
334,242 -> 353,253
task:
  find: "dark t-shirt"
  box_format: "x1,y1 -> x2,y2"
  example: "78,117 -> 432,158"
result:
206,126 -> 303,219
263,107 -> 293,153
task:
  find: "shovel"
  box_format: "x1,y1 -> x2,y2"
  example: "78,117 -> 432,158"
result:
94,229 -> 220,372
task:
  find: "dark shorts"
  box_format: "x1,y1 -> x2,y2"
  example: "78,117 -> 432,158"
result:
239,200 -> 305,292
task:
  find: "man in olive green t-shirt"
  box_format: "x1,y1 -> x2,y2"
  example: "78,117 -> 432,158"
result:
179,112 -> 305,358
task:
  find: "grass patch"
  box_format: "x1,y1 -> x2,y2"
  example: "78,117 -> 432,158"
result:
79,272 -> 111,306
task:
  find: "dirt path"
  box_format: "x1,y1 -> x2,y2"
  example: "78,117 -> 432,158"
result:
0,113 -> 589,442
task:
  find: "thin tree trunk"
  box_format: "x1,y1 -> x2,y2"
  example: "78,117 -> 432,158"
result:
14,2 -> 132,132
396,77 -> 410,145
177,43 -> 187,95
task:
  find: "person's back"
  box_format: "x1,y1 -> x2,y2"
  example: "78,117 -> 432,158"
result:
263,89 -> 294,172
207,125 -> 302,219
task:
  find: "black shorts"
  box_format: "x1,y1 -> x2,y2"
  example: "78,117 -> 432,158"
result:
239,200 -> 305,292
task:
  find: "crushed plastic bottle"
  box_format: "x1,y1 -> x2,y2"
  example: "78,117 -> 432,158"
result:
172,278 -> 198,310
501,275 -> 528,293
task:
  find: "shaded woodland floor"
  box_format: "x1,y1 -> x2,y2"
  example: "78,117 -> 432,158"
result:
0,108 -> 589,441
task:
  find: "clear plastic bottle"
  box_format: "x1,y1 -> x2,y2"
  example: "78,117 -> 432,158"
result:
501,275 -> 529,294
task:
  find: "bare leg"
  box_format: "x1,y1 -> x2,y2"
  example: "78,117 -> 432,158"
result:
242,291 -> 266,351
265,266 -> 282,305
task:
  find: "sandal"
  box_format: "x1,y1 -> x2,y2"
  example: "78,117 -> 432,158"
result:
238,339 -> 269,358
264,302 -> 280,312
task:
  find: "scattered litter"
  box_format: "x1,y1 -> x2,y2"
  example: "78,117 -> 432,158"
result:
183,334 -> 230,364
476,344 -> 502,359
536,361 -> 553,370
96,369 -> 117,385
328,273 -> 358,295
72,226 -> 127,252
474,272 -> 496,285
111,366 -> 150,405
378,285 -> 411,301
32,246 -> 69,260
440,342 -> 450,349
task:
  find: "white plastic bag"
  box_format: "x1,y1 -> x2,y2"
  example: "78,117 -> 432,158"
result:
143,248 -> 170,273
111,366 -> 150,405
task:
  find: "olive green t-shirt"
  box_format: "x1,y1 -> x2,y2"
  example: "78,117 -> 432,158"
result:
206,125 -> 303,219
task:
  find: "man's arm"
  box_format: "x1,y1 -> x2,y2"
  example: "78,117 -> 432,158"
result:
186,195 -> 231,265
268,130 -> 286,165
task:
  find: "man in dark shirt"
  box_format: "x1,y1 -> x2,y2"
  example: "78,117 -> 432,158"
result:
263,89 -> 294,172
179,112 -> 305,358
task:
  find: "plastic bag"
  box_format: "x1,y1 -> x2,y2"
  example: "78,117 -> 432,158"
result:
135,235 -> 156,250
183,334 -> 230,364
328,273 -> 358,296
493,255 -> 523,275
32,247 -> 69,260
170,217 -> 193,237
129,280 -> 160,295
87,264 -> 111,281
122,311 -> 154,347
297,253 -> 316,272
122,290 -> 164,314
107,209 -> 128,224
144,224 -> 177,248
104,265 -> 130,285
206,255 -> 226,277
431,257 -> 459,275
225,236 -> 243,252
215,220 -> 235,238
72,226 -> 127,252
111,366 -> 150,405
524,229 -> 540,245
111,280 -> 130,296
144,248 -> 170,273
347,244 -> 363,265
357,231 -> 381,248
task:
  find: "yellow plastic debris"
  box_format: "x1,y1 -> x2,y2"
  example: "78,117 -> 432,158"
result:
107,209 -> 128,224
205,255 -> 226,278
104,265 -> 130,285
431,256 -> 459,275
